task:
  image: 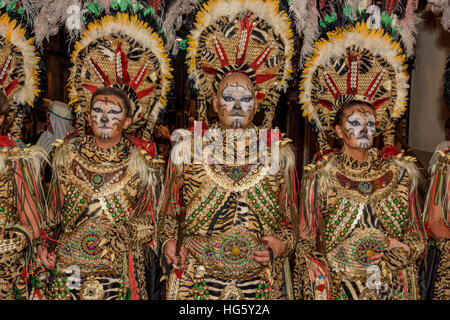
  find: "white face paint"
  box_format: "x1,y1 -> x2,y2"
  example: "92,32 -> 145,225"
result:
90,95 -> 127,141
215,73 -> 256,129
340,105 -> 376,150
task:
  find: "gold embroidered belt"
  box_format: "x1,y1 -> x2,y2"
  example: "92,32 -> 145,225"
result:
327,228 -> 389,280
184,226 -> 266,281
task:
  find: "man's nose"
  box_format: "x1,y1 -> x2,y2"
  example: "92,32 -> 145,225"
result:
101,115 -> 109,124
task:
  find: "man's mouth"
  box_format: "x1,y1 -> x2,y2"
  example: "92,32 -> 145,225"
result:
99,126 -> 111,130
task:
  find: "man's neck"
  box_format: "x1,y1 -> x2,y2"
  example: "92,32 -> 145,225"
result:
343,145 -> 369,162
94,136 -> 121,149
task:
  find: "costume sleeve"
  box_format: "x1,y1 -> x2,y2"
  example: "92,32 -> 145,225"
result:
157,160 -> 181,250
382,163 -> 427,271
11,146 -> 48,241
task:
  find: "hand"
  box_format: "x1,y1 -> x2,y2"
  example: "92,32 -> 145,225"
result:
369,238 -> 410,265
252,236 -> 285,265
37,245 -> 56,269
164,240 -> 187,269
308,261 -> 322,282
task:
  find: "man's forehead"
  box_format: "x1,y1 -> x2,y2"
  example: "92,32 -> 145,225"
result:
219,73 -> 254,91
344,105 -> 375,117
92,95 -> 123,106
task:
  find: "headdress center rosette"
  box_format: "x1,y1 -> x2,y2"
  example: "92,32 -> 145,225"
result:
300,21 -> 410,150
0,9 -> 42,138
186,0 -> 295,129
69,12 -> 173,140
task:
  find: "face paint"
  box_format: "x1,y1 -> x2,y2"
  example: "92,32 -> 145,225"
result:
215,72 -> 256,129
340,105 -> 376,150
90,95 -> 128,141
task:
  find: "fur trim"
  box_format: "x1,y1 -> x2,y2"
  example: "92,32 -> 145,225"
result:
128,147 -> 160,200
162,0 -> 200,55
170,129 -> 193,177
0,144 -> 48,182
392,155 -> 422,194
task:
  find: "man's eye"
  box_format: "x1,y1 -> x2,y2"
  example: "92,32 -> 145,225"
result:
223,97 -> 234,102
93,108 -> 103,113
367,121 -> 375,127
108,110 -> 121,114
350,121 -> 360,126
241,97 -> 253,103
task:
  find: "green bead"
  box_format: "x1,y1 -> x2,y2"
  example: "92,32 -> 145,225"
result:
262,199 -> 267,204
75,207 -> 79,212
106,203 -> 111,208
392,213 -> 397,217
8,213 -> 13,218
204,291 -> 209,296
337,237 -> 342,241
207,213 -> 212,217
214,204 -> 219,209
393,199 -> 399,204
344,228 -> 348,232
255,294 -> 260,299
390,224 -> 394,228
254,204 -> 259,209
258,284 -> 263,289
121,217 -> 126,222
114,198 -> 119,203
269,194 -> 274,199
386,202 -> 391,207
399,208 -> 405,213
335,221 -> 340,225
255,189 -> 261,194
266,218 -> 271,223
274,203 -> 279,207
345,202 -> 351,207
349,219 -> 354,223
112,213 -> 117,218
248,193 -> 254,199
120,283 -> 125,288
384,216 -> 389,220
205,199 -> 210,204
202,281 -> 207,286
118,208 -> 123,213
342,294 -> 347,299
200,296 -> 205,300
74,193 -> 79,198
80,199 -> 85,204
193,294 -> 198,300
194,283 -> 199,288
200,220 -> 205,225
261,212 -> 266,216
327,218 -> 332,223
268,207 -> 273,211
192,214 -> 196,218
70,187 -> 74,192
342,213 -> 347,217
198,207 -> 203,212
353,210 -> 358,214
219,195 -> 224,199
211,190 -> 217,195
338,198 -> 343,204
0,207 -> 4,212
332,210 -> 337,214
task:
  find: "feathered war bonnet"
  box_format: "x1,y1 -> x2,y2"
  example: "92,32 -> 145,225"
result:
292,0 -> 419,151
0,1 -> 43,139
167,0 -> 295,129
66,1 -> 173,141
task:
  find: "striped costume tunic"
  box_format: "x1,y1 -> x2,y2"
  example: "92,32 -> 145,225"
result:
45,135 -> 160,300
160,124 -> 297,300
294,148 -> 427,300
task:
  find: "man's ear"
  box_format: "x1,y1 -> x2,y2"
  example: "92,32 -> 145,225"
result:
213,92 -> 219,114
0,115 -> 5,126
335,124 -> 344,140
87,113 -> 93,129
123,117 -> 132,130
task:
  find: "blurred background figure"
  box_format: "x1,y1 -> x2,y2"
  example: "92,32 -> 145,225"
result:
35,100 -> 73,153
428,117 -> 450,173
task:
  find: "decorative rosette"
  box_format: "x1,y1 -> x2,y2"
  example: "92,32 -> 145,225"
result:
184,0 -> 295,128
0,4 -> 43,138
293,1 -> 419,150
68,8 -> 173,140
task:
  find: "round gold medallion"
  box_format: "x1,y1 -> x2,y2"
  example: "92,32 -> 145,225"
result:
79,278 -> 105,300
